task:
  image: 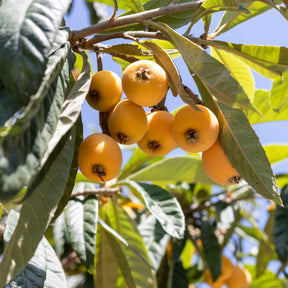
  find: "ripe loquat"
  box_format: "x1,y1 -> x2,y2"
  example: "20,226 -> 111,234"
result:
204,255 -> 234,288
225,266 -> 252,288
77,133 -> 122,182
121,60 -> 168,107
202,140 -> 241,186
108,98 -> 147,145
137,111 -> 176,156
172,104 -> 219,153
86,70 -> 122,112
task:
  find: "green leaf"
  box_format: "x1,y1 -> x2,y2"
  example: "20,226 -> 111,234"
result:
273,185 -> 288,262
137,214 -> 170,270
201,220 -> 221,282
256,209 -> 276,277
211,47 -> 255,101
264,144 -> 288,165
122,181 -> 185,239
107,200 -> 157,287
4,211 -> 67,288
0,124 -> 78,288
87,0 -> 146,11
127,155 -> 214,184
248,89 -> 288,124
0,0 -> 71,122
152,22 -> 254,111
188,0 -> 249,30
64,188 -> 98,272
214,1 -> 271,35
195,77 -> 281,204
270,70 -> 288,111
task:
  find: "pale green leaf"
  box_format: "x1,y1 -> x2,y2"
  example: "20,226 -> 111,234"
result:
270,70 -> 288,111
264,144 -> 288,165
127,155 -> 213,184
211,47 -> 255,101
87,0 -> 145,11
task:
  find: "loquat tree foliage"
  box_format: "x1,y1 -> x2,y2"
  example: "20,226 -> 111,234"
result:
1,0 -> 288,287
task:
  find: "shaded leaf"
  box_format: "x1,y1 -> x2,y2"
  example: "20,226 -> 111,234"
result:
127,155 -> 213,184
64,187 -> 98,272
0,123 -> 78,288
0,0 -> 71,122
195,77 -> 281,204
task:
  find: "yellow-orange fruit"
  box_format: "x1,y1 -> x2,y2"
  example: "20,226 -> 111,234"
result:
137,111 -> 176,156
172,104 -> 219,153
204,256 -> 234,288
122,60 -> 168,107
108,99 -> 147,145
225,266 -> 252,288
77,133 -> 122,182
86,71 -> 122,112
202,141 -> 241,186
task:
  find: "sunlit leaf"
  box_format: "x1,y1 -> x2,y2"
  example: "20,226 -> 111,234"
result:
270,70 -> 288,112
264,144 -> 288,165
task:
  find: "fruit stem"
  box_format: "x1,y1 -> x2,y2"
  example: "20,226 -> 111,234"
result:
185,129 -> 199,144
92,164 -> 106,182
148,141 -> 160,152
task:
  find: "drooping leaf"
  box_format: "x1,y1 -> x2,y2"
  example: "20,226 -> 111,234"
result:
213,1 -> 271,35
270,70 -> 288,111
127,155 -> 214,184
121,181 -> 185,239
248,90 -> 288,124
195,76 -> 281,204
107,200 -> 157,287
0,124 -> 78,288
152,22 -> 254,111
201,220 -> 221,282
64,186 -> 98,272
137,214 -> 170,271
0,0 -> 72,122
273,185 -> 288,262
4,212 -> 67,288
211,47 -> 255,101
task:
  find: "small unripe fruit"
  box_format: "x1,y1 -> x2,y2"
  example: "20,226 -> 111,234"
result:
108,99 -> 147,145
86,71 -> 122,112
137,111 -> 176,156
202,140 -> 241,186
77,133 -> 122,182
172,104 -> 219,153
122,60 -> 168,107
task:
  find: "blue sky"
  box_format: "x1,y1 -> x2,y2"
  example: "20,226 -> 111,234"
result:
66,1 -> 288,174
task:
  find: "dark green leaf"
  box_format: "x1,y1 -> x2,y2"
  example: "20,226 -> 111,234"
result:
85,1 -> 107,25
64,187 -> 98,272
201,220 -> 221,282
122,181 -> 185,239
195,77 -> 281,204
0,0 -> 71,122
4,211 -> 67,288
0,123 -> 78,288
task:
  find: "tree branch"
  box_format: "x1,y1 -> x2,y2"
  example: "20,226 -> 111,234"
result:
70,187 -> 120,198
69,1 -> 204,42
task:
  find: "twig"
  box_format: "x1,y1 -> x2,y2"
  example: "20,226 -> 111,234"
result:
182,85 -> 203,105
70,187 -> 120,198
109,0 -> 118,22
69,1 -> 204,42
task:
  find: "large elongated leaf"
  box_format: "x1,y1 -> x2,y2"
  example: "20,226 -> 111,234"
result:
4,212 -> 67,288
264,145 -> 288,165
127,155 -> 213,184
107,200 -> 157,287
152,22 -> 253,111
0,123 -> 77,288
270,70 -> 288,111
0,0 -> 71,122
195,76 -> 281,204
122,181 -> 185,239
64,186 -> 98,272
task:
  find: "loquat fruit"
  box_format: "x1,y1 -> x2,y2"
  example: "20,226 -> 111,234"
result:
225,266 -> 252,288
172,104 -> 219,153
137,111 -> 176,156
86,70 -> 122,112
121,60 -> 168,107
77,133 -> 122,182
108,98 -> 147,145
202,140 -> 241,186
204,255 -> 234,288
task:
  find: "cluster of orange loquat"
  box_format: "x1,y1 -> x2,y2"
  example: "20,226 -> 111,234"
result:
77,60 -> 241,186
